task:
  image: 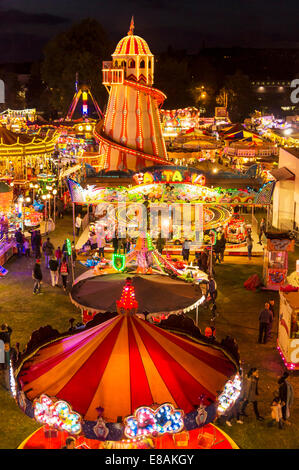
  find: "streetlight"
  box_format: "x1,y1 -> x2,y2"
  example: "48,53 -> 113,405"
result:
42,194 -> 48,233
53,189 -> 57,223
47,193 -> 51,220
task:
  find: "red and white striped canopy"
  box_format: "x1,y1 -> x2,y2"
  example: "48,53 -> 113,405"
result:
18,315 -> 236,422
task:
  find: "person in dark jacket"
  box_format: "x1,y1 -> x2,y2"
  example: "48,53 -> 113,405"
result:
42,237 -> 54,269
208,275 -> 217,304
15,228 -> 24,257
258,218 -> 266,244
240,368 -> 264,420
246,232 -> 253,260
278,372 -> 294,424
49,256 -> 59,287
200,248 -> 209,273
112,232 -> 119,254
258,302 -> 273,344
34,230 -> 42,258
214,236 -> 222,264
32,259 -> 43,294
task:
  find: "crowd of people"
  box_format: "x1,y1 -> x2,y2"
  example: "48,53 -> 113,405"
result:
219,368 -> 294,430
14,227 -> 74,295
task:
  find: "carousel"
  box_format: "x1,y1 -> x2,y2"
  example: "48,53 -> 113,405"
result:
0,125 -> 59,180
14,278 -> 240,449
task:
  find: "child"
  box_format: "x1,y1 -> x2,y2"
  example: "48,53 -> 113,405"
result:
271,397 -> 283,429
24,239 -> 30,257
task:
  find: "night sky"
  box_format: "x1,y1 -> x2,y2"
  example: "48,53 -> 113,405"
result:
0,0 -> 298,63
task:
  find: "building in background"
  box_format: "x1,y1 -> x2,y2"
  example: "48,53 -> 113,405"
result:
272,147 -> 299,230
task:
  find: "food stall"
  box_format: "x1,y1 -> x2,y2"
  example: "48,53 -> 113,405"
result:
263,233 -> 294,290
278,291 -> 299,370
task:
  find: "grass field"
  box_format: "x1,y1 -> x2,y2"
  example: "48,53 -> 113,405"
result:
0,214 -> 299,449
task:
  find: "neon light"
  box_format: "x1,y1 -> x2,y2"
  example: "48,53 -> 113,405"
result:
116,280 -> 138,310
112,253 -> 126,272
125,403 -> 184,438
66,238 -> 72,256
217,374 -> 242,414
34,394 -> 82,435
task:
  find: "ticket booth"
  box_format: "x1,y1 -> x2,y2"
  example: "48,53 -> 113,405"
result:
278,290 -> 299,370
263,233 -> 294,290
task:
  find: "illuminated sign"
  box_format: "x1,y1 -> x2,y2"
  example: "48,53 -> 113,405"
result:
133,170 -> 206,186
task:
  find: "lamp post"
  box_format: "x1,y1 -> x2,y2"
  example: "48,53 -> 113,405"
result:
53,189 -> 57,223
19,196 -> 24,231
42,194 -> 47,234
47,193 -> 51,220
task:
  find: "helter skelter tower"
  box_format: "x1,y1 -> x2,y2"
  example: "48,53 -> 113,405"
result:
94,18 -> 169,171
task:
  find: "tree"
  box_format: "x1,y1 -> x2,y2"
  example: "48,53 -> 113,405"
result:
154,55 -> 193,108
223,71 -> 255,122
41,19 -> 111,114
26,62 -> 54,117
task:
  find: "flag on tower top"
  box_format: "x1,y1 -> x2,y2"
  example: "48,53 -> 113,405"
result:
128,16 -> 134,35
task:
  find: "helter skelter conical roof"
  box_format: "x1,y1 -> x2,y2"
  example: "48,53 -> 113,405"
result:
17,313 -> 237,422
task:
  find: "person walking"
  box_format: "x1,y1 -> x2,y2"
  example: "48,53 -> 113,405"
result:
258,302 -> 273,344
112,231 -> 119,254
55,246 -> 63,267
32,259 -> 43,294
34,230 -> 42,259
60,257 -> 69,291
278,372 -> 294,425
75,213 -> 82,237
24,238 -> 30,257
240,368 -> 264,421
208,275 -> 217,305
201,248 -> 209,273
15,227 -> 24,257
258,218 -> 266,245
42,237 -> 54,269
246,231 -> 253,260
182,239 -> 191,262
49,256 -> 59,287
96,227 -> 106,258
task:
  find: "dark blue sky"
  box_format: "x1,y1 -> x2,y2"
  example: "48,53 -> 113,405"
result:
0,0 -> 298,62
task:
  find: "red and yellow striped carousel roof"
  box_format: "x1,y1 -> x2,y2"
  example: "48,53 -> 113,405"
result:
113,34 -> 153,56
18,315 -> 236,422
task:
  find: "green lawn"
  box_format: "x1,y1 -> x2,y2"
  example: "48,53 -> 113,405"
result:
1,215 -> 299,448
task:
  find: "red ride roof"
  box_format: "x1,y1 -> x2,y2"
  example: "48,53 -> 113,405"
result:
18,315 -> 236,422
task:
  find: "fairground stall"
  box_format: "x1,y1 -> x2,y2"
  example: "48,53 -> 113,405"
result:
13,279 -> 241,449
0,182 -> 15,265
0,108 -> 36,132
263,233 -> 295,290
278,290 -> 299,370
